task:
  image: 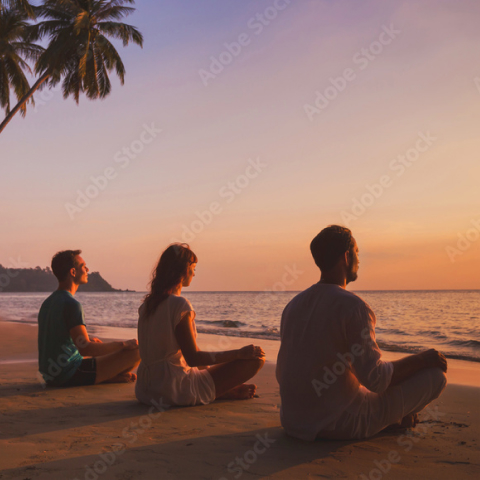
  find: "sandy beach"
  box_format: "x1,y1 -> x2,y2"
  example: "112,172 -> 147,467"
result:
0,319 -> 478,480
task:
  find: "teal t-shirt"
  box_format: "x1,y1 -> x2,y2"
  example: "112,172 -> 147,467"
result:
38,290 -> 85,385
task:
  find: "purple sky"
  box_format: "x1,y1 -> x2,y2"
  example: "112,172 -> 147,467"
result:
1,0 -> 479,291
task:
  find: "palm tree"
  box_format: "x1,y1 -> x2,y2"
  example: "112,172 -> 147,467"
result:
0,6 -> 43,119
0,0 -> 143,134
1,1 -> 35,18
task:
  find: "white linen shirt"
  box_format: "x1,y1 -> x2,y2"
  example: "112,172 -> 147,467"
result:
276,283 -> 393,441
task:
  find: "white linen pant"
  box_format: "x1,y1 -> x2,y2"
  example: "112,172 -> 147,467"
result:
317,368 -> 447,440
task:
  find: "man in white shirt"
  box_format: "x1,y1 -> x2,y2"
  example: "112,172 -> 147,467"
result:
276,225 -> 447,440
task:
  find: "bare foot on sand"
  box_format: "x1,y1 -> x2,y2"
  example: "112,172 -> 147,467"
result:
385,413 -> 419,431
218,384 -> 257,400
400,412 -> 419,428
103,372 -> 137,384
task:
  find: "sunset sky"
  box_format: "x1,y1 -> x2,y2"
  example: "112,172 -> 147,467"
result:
1,0 -> 479,291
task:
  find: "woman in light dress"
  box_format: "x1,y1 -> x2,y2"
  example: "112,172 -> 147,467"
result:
135,243 -> 265,407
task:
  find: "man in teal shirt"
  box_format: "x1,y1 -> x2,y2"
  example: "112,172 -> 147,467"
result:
38,288 -> 86,385
38,250 -> 140,387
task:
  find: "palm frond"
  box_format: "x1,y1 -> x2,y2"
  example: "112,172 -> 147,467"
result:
34,4 -> 78,23
94,48 -> 111,97
11,41 -> 44,62
1,0 -> 36,19
95,5 -> 135,21
62,59 -> 81,102
24,19 -> 69,42
0,5 -> 38,115
0,61 -> 12,112
4,55 -> 32,115
97,20 -> 142,47
5,49 -> 31,72
83,42 -> 99,99
94,33 -> 124,83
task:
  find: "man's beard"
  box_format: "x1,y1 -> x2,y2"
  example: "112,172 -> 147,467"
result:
346,267 -> 358,284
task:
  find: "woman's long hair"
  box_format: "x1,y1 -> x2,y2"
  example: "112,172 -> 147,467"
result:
143,243 -> 198,316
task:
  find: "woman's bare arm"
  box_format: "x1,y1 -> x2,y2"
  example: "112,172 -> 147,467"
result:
174,312 -> 264,367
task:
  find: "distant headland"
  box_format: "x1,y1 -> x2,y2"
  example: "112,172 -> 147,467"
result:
0,265 -> 134,293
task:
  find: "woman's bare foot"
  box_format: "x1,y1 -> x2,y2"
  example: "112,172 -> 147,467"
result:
103,372 -> 137,384
385,413 -> 419,431
218,384 -> 257,400
400,412 -> 419,428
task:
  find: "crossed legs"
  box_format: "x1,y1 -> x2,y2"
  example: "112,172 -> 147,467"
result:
317,367 -> 447,440
94,348 -> 141,384
383,366 -> 447,433
207,358 -> 266,400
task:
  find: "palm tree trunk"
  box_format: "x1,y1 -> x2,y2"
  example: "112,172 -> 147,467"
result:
0,72 -> 50,135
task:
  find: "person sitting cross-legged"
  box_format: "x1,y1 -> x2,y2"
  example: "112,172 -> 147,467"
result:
276,225 -> 447,441
135,243 -> 265,407
38,250 -> 140,387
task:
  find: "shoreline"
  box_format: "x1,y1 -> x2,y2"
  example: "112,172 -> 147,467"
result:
1,319 -> 479,387
3,316 -> 480,366
1,288 -> 479,293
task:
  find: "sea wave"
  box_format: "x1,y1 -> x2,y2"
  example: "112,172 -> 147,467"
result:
3,316 -> 480,363
447,339 -> 480,349
196,319 -> 247,328
194,327 -> 480,363
2,289 -> 479,364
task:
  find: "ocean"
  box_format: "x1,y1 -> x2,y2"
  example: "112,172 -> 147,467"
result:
0,290 -> 478,363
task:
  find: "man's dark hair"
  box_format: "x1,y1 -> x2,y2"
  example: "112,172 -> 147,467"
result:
51,250 -> 82,281
310,226 -> 355,272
